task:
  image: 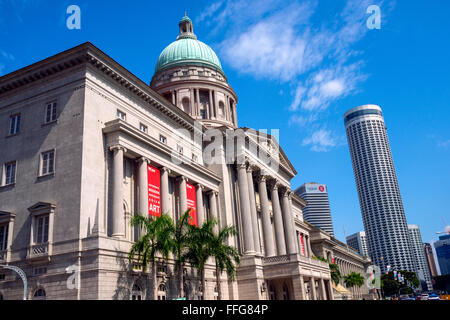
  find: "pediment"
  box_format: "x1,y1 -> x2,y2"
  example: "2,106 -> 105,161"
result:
28,202 -> 56,213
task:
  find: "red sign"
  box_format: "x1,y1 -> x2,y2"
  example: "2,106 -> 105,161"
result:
147,164 -> 161,217
300,234 -> 305,255
186,182 -> 197,226
318,185 -> 325,192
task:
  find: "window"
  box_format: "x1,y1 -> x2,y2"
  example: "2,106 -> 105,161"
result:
41,150 -> 55,176
159,135 -> 167,144
35,215 -> 49,244
157,284 -> 167,300
177,145 -> 183,155
9,114 -> 21,135
139,123 -> 147,133
0,224 -> 8,251
4,162 -> 16,186
45,102 -> 57,123
131,284 -> 142,300
117,110 -> 126,120
200,109 -> 206,119
33,288 -> 46,300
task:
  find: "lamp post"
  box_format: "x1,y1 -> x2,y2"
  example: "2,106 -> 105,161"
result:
0,265 -> 27,300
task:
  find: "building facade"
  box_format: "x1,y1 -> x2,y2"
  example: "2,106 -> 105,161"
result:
424,242 -> 439,278
308,224 -> 376,300
294,183 -> 334,237
434,234 -> 450,276
346,231 -> 369,257
344,105 -> 414,274
0,17 -> 339,300
408,225 -> 433,291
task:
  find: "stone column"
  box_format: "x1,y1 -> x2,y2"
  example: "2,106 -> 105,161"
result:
247,166 -> 261,254
280,189 -> 296,255
138,157 -> 149,217
232,101 -> 238,127
178,176 -> 188,217
224,95 -> 230,121
327,279 -> 334,300
237,163 -> 255,254
257,175 -> 275,257
196,89 -> 201,117
190,88 -> 195,116
176,89 -> 181,108
171,91 -> 175,105
209,191 -> 219,234
310,278 -> 317,300
209,90 -> 214,119
298,276 -> 307,300
110,145 -> 126,238
196,184 -> 205,226
161,167 -> 170,217
306,235 -> 313,257
320,278 -> 327,300
270,181 -> 286,256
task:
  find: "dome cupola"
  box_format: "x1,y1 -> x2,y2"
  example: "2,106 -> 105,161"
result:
151,15 -> 238,129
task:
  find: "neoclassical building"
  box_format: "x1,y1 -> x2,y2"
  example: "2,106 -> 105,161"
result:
0,16 -> 370,300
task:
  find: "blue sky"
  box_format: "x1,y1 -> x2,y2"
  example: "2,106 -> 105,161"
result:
0,0 -> 449,246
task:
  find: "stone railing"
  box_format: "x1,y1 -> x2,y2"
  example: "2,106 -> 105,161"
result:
30,243 -> 49,257
263,255 -> 291,265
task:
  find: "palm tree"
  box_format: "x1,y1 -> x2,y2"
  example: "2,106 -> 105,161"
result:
169,209 -> 192,299
343,272 -> 365,289
128,214 -> 172,300
184,219 -> 215,300
209,222 -> 240,300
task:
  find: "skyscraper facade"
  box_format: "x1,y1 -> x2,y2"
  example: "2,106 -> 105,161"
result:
434,234 -> 450,275
408,225 -> 433,291
346,231 -> 369,257
424,243 -> 439,277
344,105 -> 414,273
295,183 -> 335,236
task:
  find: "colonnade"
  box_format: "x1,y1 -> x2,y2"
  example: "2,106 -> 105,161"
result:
168,87 -> 237,125
109,145 -> 220,238
236,163 -> 298,257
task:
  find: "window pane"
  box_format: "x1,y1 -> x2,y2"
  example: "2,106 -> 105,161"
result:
0,225 -> 7,251
52,103 -> 57,121
43,216 -> 49,243
37,218 -> 43,243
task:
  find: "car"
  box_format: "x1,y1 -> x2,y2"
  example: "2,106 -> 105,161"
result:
420,293 -> 429,300
428,294 -> 440,300
399,294 -> 411,300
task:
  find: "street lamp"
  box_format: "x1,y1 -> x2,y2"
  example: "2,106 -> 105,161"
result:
0,265 -> 27,300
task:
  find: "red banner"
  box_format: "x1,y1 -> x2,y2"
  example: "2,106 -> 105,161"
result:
186,182 -> 197,226
300,234 -> 305,255
147,164 -> 161,217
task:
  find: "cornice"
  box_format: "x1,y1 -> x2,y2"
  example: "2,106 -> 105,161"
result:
0,42 -> 206,135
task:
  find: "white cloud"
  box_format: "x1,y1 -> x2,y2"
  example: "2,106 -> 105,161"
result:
302,129 -> 338,152
198,0 -> 389,152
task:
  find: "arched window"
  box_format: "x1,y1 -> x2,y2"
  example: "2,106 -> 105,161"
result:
131,283 -> 143,300
158,283 -> 166,300
182,97 -> 190,114
218,101 -> 225,119
33,288 -> 46,300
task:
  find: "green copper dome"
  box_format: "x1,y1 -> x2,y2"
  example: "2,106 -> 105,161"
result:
154,16 -> 224,75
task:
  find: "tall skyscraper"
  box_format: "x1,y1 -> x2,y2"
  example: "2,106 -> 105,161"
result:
424,243 -> 439,277
346,231 -> 369,257
408,225 -> 433,291
434,234 -> 450,275
295,183 -> 334,236
344,105 -> 414,273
